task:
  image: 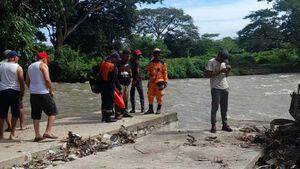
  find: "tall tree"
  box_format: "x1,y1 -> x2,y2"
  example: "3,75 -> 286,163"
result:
35,0 -> 161,49
0,0 -> 36,55
136,7 -> 197,39
238,9 -> 283,52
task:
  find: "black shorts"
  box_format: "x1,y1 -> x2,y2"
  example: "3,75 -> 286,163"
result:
30,94 -> 58,120
0,89 -> 21,118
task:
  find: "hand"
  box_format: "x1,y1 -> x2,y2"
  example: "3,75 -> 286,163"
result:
220,68 -> 227,74
50,91 -> 54,97
226,65 -> 231,70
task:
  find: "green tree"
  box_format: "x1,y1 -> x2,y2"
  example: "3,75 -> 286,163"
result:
238,9 -> 283,52
125,35 -> 169,58
34,0 -> 162,49
136,7 -> 198,39
0,0 -> 37,58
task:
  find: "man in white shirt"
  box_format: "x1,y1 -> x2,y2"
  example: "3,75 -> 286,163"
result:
206,49 -> 233,133
0,51 -> 25,140
26,52 -> 58,142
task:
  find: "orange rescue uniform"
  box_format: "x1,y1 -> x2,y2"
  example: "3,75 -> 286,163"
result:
146,59 -> 168,105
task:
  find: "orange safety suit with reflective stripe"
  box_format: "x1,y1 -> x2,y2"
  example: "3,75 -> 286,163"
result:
146,59 -> 168,105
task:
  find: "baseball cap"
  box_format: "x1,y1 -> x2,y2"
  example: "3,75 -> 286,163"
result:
133,49 -> 142,56
218,49 -> 230,64
109,52 -> 121,61
7,51 -> 20,58
37,52 -> 50,62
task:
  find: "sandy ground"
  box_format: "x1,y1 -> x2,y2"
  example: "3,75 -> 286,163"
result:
50,120 -> 268,169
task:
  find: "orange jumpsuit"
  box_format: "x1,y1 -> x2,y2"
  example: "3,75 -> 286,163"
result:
147,59 -> 168,105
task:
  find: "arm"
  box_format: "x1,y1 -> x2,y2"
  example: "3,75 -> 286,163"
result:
40,62 -> 53,96
25,71 -> 30,88
205,61 -> 227,78
162,63 -> 168,83
17,66 -> 25,99
114,66 -> 122,92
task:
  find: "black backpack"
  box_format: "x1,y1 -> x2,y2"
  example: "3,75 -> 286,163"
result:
89,63 -> 103,94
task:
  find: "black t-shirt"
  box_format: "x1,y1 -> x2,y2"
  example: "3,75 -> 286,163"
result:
130,57 -> 140,81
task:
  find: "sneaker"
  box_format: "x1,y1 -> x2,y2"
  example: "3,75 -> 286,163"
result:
141,108 -> 145,113
123,113 -> 133,118
156,109 -> 161,114
210,125 -> 216,133
129,110 -> 136,113
144,109 -> 154,114
222,124 -> 233,132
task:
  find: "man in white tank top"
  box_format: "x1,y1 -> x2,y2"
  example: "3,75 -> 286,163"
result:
0,51 -> 25,140
26,52 -> 58,142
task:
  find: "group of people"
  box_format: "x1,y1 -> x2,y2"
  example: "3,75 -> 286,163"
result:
98,46 -> 168,122
0,46 -> 233,143
0,50 -> 58,141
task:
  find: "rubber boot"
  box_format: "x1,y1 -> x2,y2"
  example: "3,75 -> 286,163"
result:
104,111 -> 117,123
156,104 -> 162,114
145,104 -> 154,114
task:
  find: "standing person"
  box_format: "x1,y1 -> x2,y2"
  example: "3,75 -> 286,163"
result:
145,48 -> 168,114
1,50 -> 26,132
206,49 -> 233,133
130,49 -> 145,113
26,52 -> 58,142
116,50 -> 133,118
100,53 -> 122,122
0,51 -> 25,140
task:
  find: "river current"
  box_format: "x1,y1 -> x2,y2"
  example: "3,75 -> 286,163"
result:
21,73 -> 300,130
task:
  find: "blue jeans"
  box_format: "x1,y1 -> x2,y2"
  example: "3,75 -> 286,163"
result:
211,88 -> 229,125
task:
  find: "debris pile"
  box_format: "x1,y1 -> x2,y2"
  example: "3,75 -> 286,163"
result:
256,119 -> 300,168
12,126 -> 137,169
256,89 -> 300,168
184,134 -> 197,146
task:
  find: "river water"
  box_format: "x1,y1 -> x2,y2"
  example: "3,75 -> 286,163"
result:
21,73 -> 300,130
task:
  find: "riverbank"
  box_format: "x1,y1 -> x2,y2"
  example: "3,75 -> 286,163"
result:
50,120 -> 269,169
0,112 -> 177,168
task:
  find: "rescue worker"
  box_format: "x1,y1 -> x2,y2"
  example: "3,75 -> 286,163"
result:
130,49 -> 145,113
145,48 -> 168,114
100,52 -> 122,122
115,50 -> 133,118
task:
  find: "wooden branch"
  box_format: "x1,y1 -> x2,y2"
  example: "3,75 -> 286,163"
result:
65,1 -> 102,39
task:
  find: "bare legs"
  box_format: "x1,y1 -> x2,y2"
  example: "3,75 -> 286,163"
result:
34,115 -> 56,139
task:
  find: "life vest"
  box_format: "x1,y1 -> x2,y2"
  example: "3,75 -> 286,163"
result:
101,61 -> 115,81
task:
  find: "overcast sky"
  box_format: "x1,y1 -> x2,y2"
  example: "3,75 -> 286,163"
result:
141,0 -> 273,38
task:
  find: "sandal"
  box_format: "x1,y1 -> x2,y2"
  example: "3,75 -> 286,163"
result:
34,137 -> 45,142
43,133 -> 58,139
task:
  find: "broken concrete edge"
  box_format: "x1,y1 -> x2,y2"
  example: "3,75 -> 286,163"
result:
0,112 -> 178,169
244,150 -> 264,169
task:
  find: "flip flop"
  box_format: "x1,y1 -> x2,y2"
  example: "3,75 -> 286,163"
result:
43,134 -> 58,139
34,137 -> 45,142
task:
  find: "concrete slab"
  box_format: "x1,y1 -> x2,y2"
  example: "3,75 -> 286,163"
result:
50,120 -> 267,169
0,112 -> 178,169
